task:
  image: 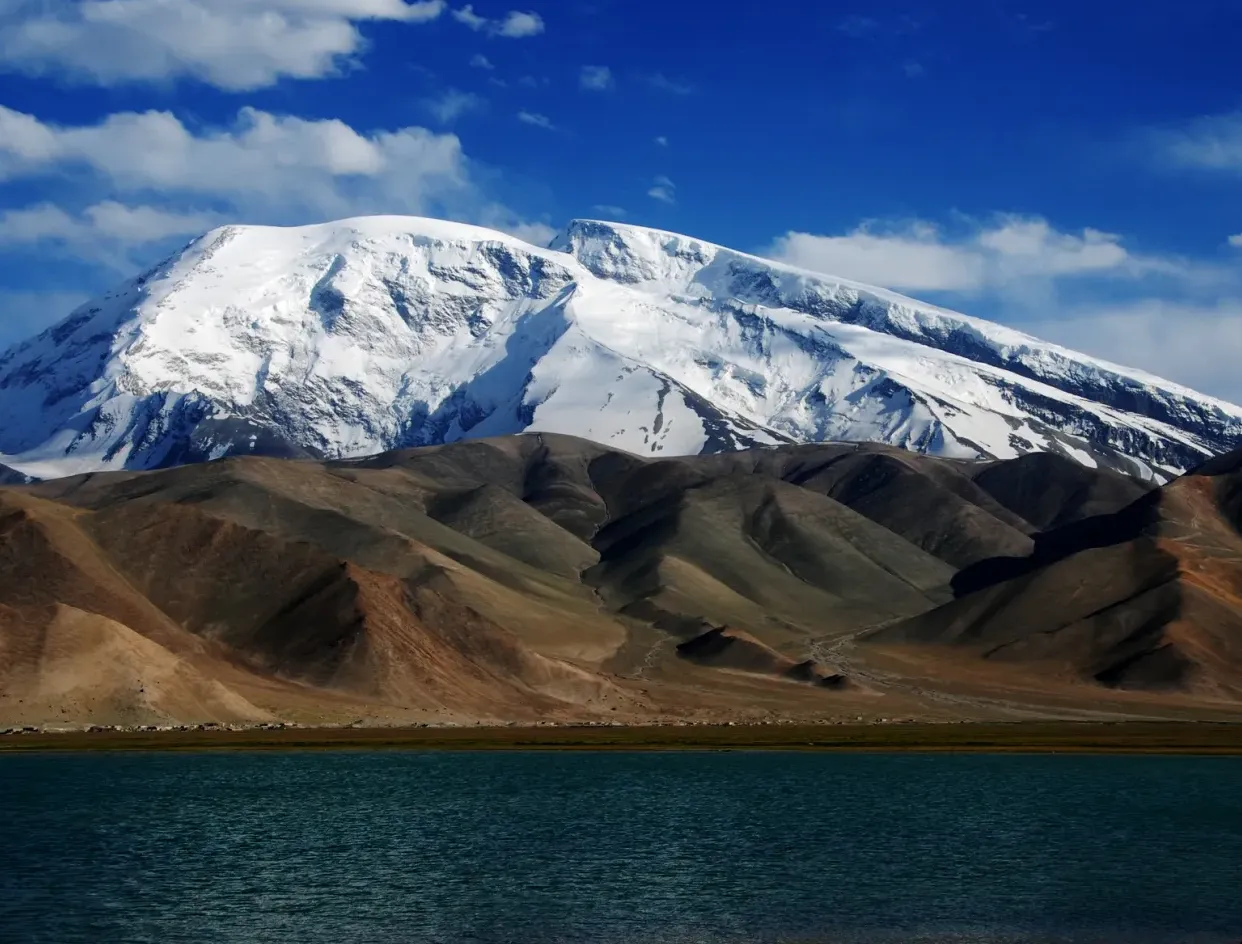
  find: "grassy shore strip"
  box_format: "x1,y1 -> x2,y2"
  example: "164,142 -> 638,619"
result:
2,722 -> 1242,754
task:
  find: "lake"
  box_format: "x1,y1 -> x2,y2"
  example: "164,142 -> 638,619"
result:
1,751 -> 1239,943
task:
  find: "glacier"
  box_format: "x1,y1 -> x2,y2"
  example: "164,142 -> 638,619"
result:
0,214 -> 1239,481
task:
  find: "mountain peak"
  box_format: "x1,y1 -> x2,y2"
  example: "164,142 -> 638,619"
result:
0,213 -> 1238,481
552,217 -> 718,286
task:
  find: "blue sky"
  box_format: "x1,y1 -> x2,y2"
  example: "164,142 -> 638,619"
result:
1,0 -> 1241,399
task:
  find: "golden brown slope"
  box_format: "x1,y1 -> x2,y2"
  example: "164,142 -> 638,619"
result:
0,480 -> 632,725
4,433 -> 1238,725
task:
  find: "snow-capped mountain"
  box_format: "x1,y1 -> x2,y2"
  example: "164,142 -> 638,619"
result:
1,215 -> 1239,481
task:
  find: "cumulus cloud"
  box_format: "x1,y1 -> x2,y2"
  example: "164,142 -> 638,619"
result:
767,216 -> 1186,293
0,103 -> 555,344
0,104 -> 549,264
504,220 -> 557,245
469,53 -> 494,69
1026,300 -> 1242,405
452,5 -> 543,38
0,105 -> 468,217
0,201 -> 218,268
517,110 -> 554,130
579,65 -> 613,90
975,219 -> 1130,277
425,88 -> 485,124
1155,112 -> 1242,171
1229,233 -> 1242,248
451,4 -> 487,29
493,10 -> 543,37
768,214 -> 1242,401
0,201 -> 215,245
0,0 -> 446,90
0,201 -> 217,347
771,223 -> 981,291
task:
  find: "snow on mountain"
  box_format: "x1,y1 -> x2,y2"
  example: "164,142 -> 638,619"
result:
1,215 -> 1239,481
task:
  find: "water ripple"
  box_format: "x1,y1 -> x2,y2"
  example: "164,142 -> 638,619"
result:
1,751 -> 1239,944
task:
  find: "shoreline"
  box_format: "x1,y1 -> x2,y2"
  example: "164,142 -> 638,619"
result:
3,721 -> 1242,755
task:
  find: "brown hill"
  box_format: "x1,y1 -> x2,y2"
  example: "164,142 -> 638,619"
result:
970,451 -> 1151,531
2,433 -> 1239,725
865,447 -> 1242,700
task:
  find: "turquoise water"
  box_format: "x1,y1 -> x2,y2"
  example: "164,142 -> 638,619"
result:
1,751 -> 1240,943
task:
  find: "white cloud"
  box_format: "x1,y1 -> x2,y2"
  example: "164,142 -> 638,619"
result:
504,220 -> 557,245
771,224 -> 981,290
1026,300 -> 1242,405
580,65 -> 613,91
452,5 -> 543,38
768,214 -> 1242,402
425,88 -> 485,124
0,105 -> 468,218
0,201 -> 213,245
469,53 -> 494,69
645,73 -> 692,95
1229,233 -> 1242,248
85,201 -> 217,243
1156,112 -> 1242,171
0,201 -> 217,268
452,4 -> 488,29
592,204 -> 627,218
976,219 -> 1129,277
0,0 -> 446,90
494,10 -> 543,38
0,104 -> 553,345
655,135 -> 668,147
517,110 -> 554,130
0,104 -> 544,248
648,176 -> 676,204
767,216 -> 1182,293
469,202 -> 557,245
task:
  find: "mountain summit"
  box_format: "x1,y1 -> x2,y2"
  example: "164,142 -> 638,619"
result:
0,215 -> 1238,479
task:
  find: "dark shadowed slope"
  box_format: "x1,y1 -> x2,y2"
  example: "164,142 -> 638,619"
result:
866,446 -> 1242,698
4,433 -> 1240,725
777,448 -> 1036,568
971,451 -> 1153,531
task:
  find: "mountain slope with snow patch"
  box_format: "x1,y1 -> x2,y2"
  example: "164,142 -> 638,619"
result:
0,215 -> 1238,480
